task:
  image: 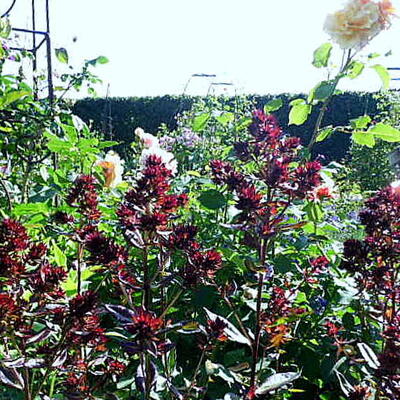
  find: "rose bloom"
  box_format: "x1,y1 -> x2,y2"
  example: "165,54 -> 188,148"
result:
324,0 -> 395,49
135,127 -> 160,149
96,151 -> 124,188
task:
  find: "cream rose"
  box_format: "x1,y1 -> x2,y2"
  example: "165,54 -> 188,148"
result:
324,0 -> 395,50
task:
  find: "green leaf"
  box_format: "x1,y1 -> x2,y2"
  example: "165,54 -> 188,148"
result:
316,127 -> 333,143
289,98 -> 306,106
0,18 -> 12,39
304,202 -> 324,222
192,113 -> 211,132
95,56 -> 109,64
371,64 -> 390,89
313,80 -> 335,101
0,90 -> 31,108
55,48 -> 69,64
350,115 -> 371,130
13,203 -> 49,216
352,131 -> 375,148
289,103 -> 311,126
216,112 -> 234,126
312,43 -> 333,68
98,140 -> 119,149
369,123 -> 400,142
51,242 -> 67,267
264,98 -> 283,113
256,372 -> 301,395
198,189 -> 226,210
45,135 -> 72,153
86,55 -> 109,66
346,61 -> 365,79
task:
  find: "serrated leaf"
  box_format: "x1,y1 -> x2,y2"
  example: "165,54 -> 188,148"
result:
312,43 -> 332,68
264,98 -> 283,113
352,131 -> 375,147
371,64 -> 390,89
289,103 -> 311,126
55,48 -> 69,64
255,372 -> 301,395
369,123 -> 400,142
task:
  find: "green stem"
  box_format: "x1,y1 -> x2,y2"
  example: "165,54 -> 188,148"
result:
307,49 -> 354,153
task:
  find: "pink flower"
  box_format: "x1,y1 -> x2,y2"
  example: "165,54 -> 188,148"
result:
135,127 -> 160,149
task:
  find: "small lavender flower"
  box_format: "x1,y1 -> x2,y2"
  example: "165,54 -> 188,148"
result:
177,128 -> 201,148
159,135 -> 176,151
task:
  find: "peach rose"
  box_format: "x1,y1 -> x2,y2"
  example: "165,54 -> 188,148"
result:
324,0 -> 395,49
96,151 -> 124,188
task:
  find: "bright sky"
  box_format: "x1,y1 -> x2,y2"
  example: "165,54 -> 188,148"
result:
6,0 -> 400,96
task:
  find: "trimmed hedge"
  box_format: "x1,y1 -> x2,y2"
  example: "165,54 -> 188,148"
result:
73,93 -> 379,161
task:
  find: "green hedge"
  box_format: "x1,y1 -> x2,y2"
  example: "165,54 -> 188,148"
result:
73,93 -> 378,161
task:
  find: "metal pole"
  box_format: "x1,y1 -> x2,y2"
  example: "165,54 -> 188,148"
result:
32,0 -> 38,97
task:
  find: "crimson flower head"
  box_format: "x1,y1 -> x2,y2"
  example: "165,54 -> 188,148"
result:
249,109 -> 282,144
325,321 -> 342,337
190,249 -> 223,279
0,218 -> 29,253
167,224 -> 198,250
125,307 -> 163,341
25,243 -> 47,264
236,184 -> 263,211
139,212 -> 169,232
29,263 -> 67,293
69,291 -> 98,318
66,175 -> 101,220
310,256 -> 329,272
0,293 -> 17,320
206,317 -> 228,342
210,160 -> 245,191
85,230 -> 128,266
291,161 -> 322,199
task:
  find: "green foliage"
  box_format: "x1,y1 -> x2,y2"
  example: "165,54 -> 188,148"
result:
73,91 -> 379,162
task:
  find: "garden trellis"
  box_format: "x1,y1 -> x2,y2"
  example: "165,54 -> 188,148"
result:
1,0 -> 54,102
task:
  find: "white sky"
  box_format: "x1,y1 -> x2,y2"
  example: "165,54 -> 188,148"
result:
6,0 -> 400,96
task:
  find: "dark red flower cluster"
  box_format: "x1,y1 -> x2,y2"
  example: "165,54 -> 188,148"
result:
0,292 -> 17,321
206,317 -> 228,342
261,286 -> 306,348
125,307 -> 163,340
69,291 -> 98,319
118,155 -> 187,234
29,263 -> 67,296
210,160 -> 246,190
84,229 -> 128,267
341,187 -> 400,290
210,110 -> 324,241
348,386 -> 372,400
167,224 -> 198,250
67,291 -> 107,349
66,175 -> 101,220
